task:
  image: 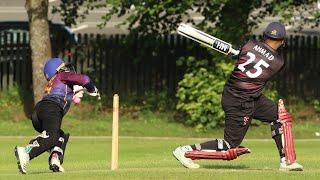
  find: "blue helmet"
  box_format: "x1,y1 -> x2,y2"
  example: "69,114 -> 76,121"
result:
43,58 -> 65,81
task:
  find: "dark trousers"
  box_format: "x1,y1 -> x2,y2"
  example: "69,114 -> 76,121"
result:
28,101 -> 66,160
196,88 -> 284,158
222,88 -> 279,148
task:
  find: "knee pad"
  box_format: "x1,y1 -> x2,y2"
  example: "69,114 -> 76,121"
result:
36,130 -> 60,146
26,131 -> 51,154
50,146 -> 64,155
28,131 -> 49,144
48,135 -> 67,157
271,120 -> 283,138
49,133 -> 70,164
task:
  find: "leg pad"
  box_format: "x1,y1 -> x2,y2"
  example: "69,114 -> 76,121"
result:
185,147 -> 251,160
278,99 -> 296,164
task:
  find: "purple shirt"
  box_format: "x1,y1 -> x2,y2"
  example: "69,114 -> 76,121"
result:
42,71 -> 95,114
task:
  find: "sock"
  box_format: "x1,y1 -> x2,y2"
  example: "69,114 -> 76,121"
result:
190,140 -> 221,150
273,134 -> 285,158
199,140 -> 218,150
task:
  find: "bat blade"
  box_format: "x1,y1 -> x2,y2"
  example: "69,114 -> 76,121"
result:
177,23 -> 239,55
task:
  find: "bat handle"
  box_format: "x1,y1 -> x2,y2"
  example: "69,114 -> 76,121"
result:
230,48 -> 240,56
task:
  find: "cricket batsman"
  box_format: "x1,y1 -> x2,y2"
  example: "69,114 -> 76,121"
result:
14,58 -> 100,174
173,22 -> 303,171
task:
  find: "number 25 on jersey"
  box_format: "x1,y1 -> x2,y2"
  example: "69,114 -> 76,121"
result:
238,52 -> 270,78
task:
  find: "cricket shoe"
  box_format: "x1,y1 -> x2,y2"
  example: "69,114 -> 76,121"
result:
14,146 -> 30,174
279,161 -> 303,171
49,153 -> 65,172
173,145 -> 200,169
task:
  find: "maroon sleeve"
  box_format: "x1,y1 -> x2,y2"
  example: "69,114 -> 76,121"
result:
59,72 -> 90,85
59,72 -> 96,92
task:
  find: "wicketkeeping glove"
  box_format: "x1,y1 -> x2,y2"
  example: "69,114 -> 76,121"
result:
88,87 -> 101,100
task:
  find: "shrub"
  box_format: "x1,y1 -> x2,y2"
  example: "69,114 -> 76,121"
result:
313,99 -> 320,113
176,56 -> 233,131
0,86 -> 23,108
263,82 -> 279,102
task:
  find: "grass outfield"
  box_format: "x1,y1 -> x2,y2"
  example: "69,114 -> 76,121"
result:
1,137 -> 320,179
1,106 -> 320,138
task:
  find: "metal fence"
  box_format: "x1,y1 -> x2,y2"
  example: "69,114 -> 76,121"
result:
0,32 -> 319,98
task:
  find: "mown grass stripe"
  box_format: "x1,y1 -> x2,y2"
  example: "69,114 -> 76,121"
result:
1,136 -> 320,141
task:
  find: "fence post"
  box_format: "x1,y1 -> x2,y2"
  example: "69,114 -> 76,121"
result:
100,35 -> 107,92
300,36 -> 305,98
0,31 -> 3,90
314,36 -> 319,97
74,34 -> 81,72
15,32 -> 22,85
97,34 -> 104,90
83,33 -> 89,73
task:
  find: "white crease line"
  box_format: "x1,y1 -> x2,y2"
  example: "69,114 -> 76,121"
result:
71,24 -> 89,32
49,0 -> 58,3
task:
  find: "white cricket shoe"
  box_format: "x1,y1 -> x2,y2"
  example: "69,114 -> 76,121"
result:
279,161 -> 303,171
14,146 -> 30,174
49,153 -> 65,172
173,145 -> 200,169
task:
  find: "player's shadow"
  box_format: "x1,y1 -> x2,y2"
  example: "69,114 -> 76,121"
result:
202,164 -> 249,170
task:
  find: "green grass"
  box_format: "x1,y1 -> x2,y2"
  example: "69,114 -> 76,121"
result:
1,137 -> 320,179
0,101 -> 320,138
1,86 -> 320,138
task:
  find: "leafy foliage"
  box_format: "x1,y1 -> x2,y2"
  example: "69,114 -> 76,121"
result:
0,86 -> 22,108
54,0 -> 319,34
264,0 -> 320,31
176,55 -> 233,130
51,0 -> 106,26
263,83 -> 279,102
313,99 -> 320,113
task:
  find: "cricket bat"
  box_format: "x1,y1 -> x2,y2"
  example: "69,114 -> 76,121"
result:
177,23 -> 239,56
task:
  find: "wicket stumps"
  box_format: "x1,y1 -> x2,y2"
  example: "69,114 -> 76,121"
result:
111,94 -> 119,170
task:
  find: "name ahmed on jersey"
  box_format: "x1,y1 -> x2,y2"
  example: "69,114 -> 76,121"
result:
252,45 -> 274,61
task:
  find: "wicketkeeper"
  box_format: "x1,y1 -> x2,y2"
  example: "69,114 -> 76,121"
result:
173,22 -> 303,171
14,58 -> 100,174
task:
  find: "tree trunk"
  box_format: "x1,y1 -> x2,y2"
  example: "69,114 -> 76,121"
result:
25,0 -> 52,103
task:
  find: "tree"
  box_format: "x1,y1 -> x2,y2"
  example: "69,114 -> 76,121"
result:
26,0 -> 52,103
52,0 -> 319,129
51,0 -> 103,27
264,0 -> 320,31
53,0 -> 319,39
